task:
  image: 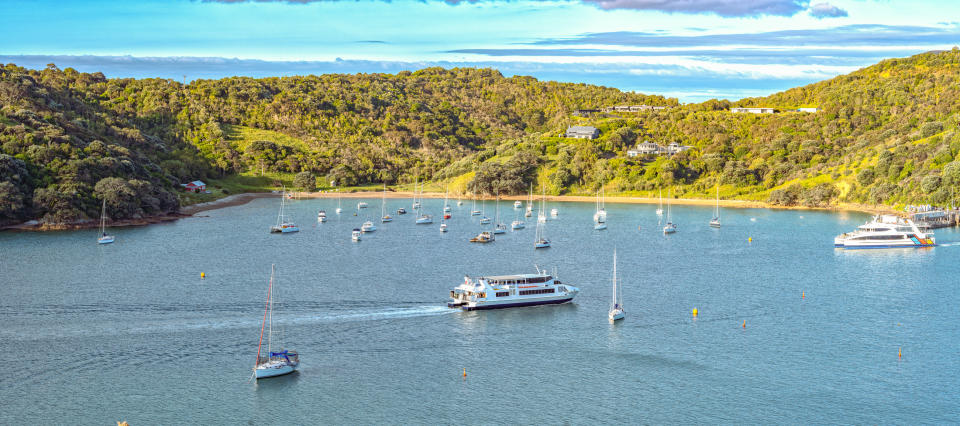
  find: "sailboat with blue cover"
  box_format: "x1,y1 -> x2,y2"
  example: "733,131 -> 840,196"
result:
254,265 -> 299,379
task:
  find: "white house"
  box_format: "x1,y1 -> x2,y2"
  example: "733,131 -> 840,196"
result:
730,107 -> 778,114
665,142 -> 692,154
636,141 -> 661,155
565,126 -> 600,139
797,107 -> 820,113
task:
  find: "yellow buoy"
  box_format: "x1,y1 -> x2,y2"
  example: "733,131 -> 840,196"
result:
692,308 -> 698,317
748,237 -> 753,243
201,272 -> 205,279
802,291 -> 805,299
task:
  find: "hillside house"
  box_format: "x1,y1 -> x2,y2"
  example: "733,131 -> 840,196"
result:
730,107 -> 778,114
182,180 -> 206,193
565,126 -> 600,139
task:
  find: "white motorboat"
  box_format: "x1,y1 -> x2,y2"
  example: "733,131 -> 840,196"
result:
608,249 -> 624,322
511,220 -> 525,230
270,188 -> 299,233
361,221 -> 376,232
440,222 -> 448,232
357,201 -> 368,209
317,210 -> 327,222
416,215 -> 433,224
253,265 -> 299,379
514,200 -> 522,209
352,228 -> 361,241
493,193 -> 506,234
550,208 -> 558,217
448,267 -> 579,311
96,199 -> 115,244
834,215 -> 935,249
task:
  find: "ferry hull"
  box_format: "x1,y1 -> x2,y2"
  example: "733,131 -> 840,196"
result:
834,243 -> 935,249
463,297 -> 574,311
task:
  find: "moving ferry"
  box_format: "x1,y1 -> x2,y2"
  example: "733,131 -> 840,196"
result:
834,215 -> 935,249
448,268 -> 579,311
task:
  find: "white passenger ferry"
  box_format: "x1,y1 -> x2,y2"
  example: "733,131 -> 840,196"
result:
834,215 -> 935,249
448,268 -> 579,310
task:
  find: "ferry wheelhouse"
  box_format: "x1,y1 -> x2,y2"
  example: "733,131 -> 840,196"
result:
448,269 -> 579,311
834,215 -> 935,249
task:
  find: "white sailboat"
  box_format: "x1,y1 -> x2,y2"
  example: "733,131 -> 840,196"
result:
381,184 -> 392,223
270,188 -> 299,233
479,198 -> 491,224
493,193 -> 506,234
96,199 -> 115,244
608,249 -> 624,322
415,184 -> 433,224
412,177 -> 421,210
663,189 -> 677,234
710,184 -> 721,228
656,189 -> 663,216
335,190 -> 343,214
442,187 -> 452,219
471,197 -> 481,216
254,265 -> 299,379
525,185 -> 533,218
594,187 -> 607,230
534,188 -> 550,248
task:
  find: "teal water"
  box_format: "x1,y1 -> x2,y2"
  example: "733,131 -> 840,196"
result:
1,197 -> 958,424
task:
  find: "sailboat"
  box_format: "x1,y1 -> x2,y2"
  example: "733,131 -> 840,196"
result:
254,265 -> 299,379
335,190 -> 343,214
479,198 -> 491,224
443,188 -> 452,219
710,184 -> 721,228
471,197 -> 481,216
412,177 -> 421,210
608,249 -> 624,322
270,188 -> 299,233
525,185 -> 533,218
96,199 -> 115,244
415,183 -> 433,224
493,193 -> 506,234
381,184 -> 392,223
594,187 -> 607,230
534,188 -> 550,248
663,189 -> 677,234
656,189 -> 663,216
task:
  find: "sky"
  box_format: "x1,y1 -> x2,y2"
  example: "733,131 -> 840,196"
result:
1,0 -> 959,102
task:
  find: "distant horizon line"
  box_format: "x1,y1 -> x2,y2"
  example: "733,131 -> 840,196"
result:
0,52 -> 873,103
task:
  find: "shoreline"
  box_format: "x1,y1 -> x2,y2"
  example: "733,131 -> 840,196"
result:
2,190 -> 896,232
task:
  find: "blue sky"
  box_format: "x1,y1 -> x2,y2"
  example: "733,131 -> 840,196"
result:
1,0 -> 958,102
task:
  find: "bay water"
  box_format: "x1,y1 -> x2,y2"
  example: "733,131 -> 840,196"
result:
1,197 -> 957,423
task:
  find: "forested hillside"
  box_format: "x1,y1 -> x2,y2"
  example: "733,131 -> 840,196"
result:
0,64 -> 670,225
2,49 -> 959,226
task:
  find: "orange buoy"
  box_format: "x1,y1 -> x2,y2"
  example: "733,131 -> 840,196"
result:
802,291 -> 805,299
462,368 -> 467,378
898,347 -> 902,359
742,320 -> 746,328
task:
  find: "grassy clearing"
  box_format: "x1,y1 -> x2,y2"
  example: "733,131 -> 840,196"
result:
222,125 -> 309,151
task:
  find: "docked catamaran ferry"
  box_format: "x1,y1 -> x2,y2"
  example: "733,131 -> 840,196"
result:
834,215 -> 935,249
448,268 -> 579,310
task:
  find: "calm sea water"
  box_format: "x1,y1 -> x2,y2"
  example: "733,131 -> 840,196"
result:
1,197 -> 958,424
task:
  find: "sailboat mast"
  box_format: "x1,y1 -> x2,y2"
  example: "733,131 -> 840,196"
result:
268,265 -> 274,356
256,265 -> 274,367
612,250 -> 617,309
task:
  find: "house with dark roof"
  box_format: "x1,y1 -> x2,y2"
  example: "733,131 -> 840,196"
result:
565,126 -> 600,139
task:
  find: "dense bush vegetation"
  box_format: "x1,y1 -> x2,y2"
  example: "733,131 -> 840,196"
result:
3,48 -> 960,225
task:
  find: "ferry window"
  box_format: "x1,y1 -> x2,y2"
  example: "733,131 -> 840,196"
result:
496,292 -> 509,297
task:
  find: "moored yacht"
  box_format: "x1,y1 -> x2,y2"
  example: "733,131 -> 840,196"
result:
448,268 -> 579,310
514,200 -> 522,209
361,221 -> 377,232
317,210 -> 327,222
834,215 -> 935,249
